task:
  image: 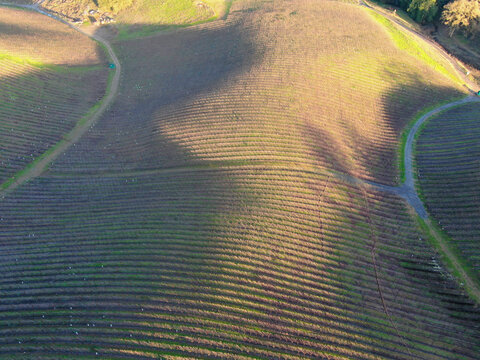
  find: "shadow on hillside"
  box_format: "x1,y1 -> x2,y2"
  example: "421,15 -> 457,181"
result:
3,2 -> 480,358
0,61 -> 108,186
300,66 -> 463,185
358,188 -> 480,356
0,19 -> 66,37
50,16 -> 261,172
0,8 -> 272,358
0,24 -> 108,66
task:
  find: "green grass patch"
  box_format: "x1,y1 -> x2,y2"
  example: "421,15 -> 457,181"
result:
367,10 -> 461,85
0,52 -> 47,68
0,44 -> 116,193
415,215 -> 480,304
114,0 -> 231,40
96,0 -> 135,13
366,0 -> 422,30
0,52 -> 105,73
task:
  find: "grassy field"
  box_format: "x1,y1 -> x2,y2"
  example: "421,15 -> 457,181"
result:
0,6 -> 109,185
415,102 -> 480,280
1,0 -> 479,358
18,0 -> 232,38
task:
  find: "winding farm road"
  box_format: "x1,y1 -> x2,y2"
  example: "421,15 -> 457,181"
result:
357,0 -> 480,304
363,96 -> 480,300
361,96 -> 480,220
401,96 -> 480,303
404,96 -> 480,193
0,2 -> 121,198
1,0 -> 479,304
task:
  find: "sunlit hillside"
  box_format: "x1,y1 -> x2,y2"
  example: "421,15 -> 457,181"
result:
0,6 -> 108,184
0,0 -> 479,359
10,0 -> 231,37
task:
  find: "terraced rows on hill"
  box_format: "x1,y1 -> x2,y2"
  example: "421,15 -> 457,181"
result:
1,167 -> 479,358
51,0 -> 464,186
0,6 -> 108,184
1,0 -> 479,358
0,7 -> 102,65
415,102 -> 480,278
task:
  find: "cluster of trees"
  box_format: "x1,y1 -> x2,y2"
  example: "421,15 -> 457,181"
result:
381,0 -> 480,37
442,0 -> 480,36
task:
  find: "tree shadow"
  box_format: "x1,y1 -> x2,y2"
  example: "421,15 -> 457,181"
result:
0,5 -> 108,66
362,189 -> 480,358
0,14 -> 109,185
299,62 -> 464,185
0,20 -> 64,37
0,7 -> 270,358
0,64 -> 108,184
52,16 -> 261,173
1,1 -> 480,358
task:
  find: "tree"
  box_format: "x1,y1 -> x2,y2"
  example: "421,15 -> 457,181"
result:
407,0 -> 439,23
441,0 -> 480,37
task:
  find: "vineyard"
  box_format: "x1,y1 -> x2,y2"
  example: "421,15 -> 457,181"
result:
415,102 -> 480,279
1,0 -> 480,358
0,6 -> 108,184
51,0 -> 464,186
1,167 -> 480,358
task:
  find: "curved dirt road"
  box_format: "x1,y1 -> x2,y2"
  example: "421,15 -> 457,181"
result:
357,1 -> 480,303
1,1 -> 479,303
361,0 -> 478,93
0,2 -> 121,198
403,96 -> 480,303
404,96 -> 480,191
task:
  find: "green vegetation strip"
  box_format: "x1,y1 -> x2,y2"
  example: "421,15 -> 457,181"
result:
367,10 -> 461,84
415,215 -> 480,304
0,52 -> 104,72
0,60 -> 115,193
115,0 -> 233,40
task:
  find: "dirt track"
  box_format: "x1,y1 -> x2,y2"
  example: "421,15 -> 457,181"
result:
0,2 -> 121,198
361,96 -> 480,304
1,1 -> 479,304
358,0 -> 480,304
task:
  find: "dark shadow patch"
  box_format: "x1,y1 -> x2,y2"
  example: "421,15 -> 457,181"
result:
51,15 -> 262,173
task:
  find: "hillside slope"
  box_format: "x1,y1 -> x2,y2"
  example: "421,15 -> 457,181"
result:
0,6 -> 108,184
8,0 -> 230,37
0,0 -> 479,359
416,102 -> 480,280
53,0 -> 464,185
